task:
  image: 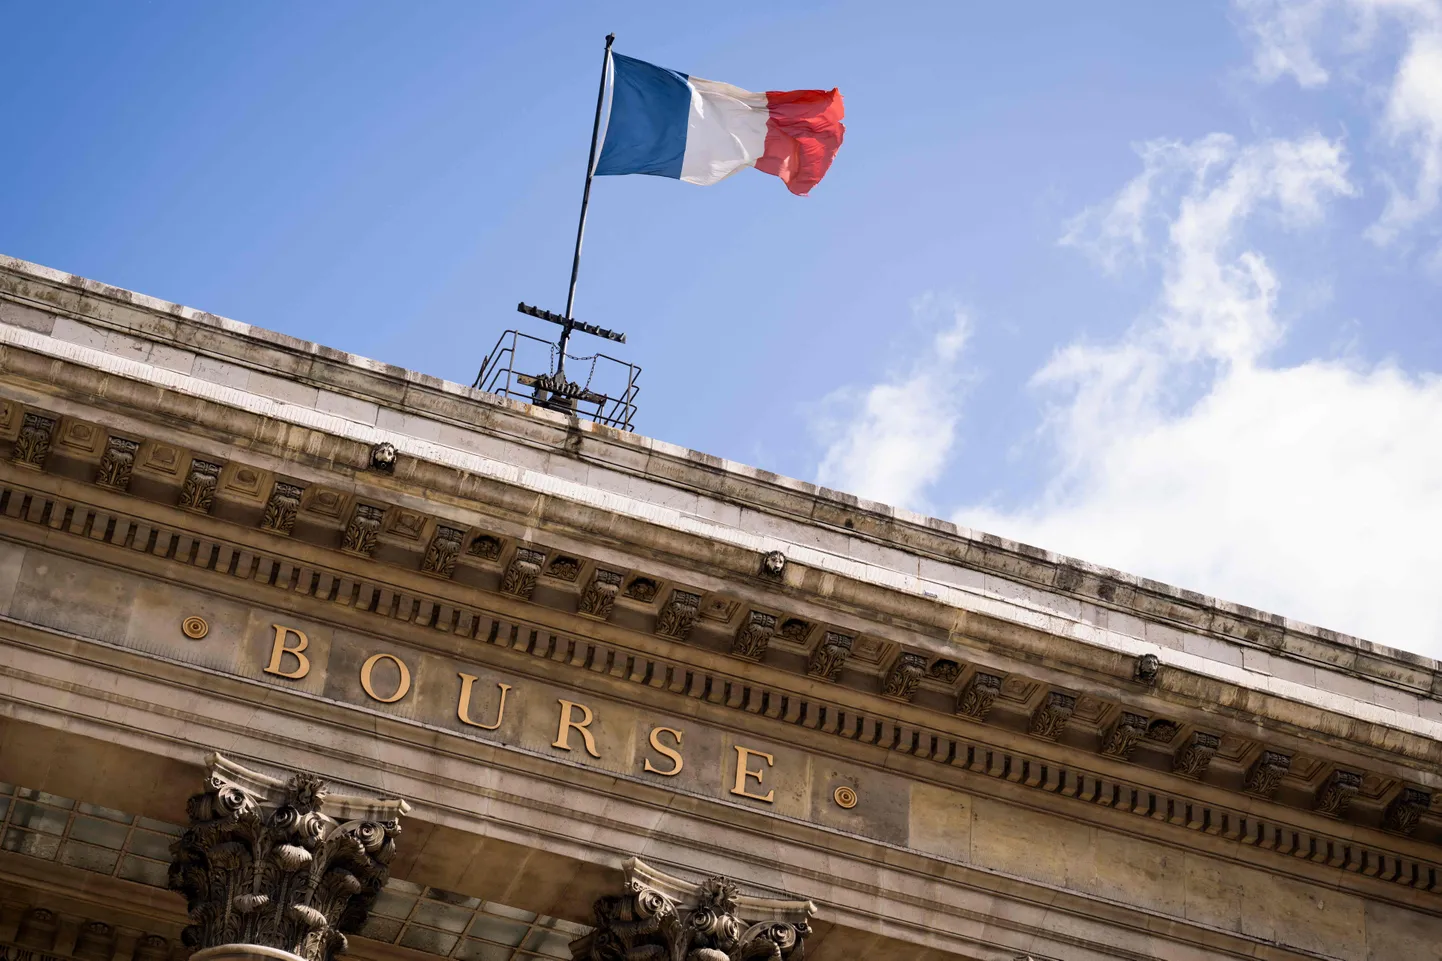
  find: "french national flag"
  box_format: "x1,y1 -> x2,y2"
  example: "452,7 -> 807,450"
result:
595,53 -> 845,196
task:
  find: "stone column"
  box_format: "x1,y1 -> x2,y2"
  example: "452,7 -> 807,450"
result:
168,753 -> 410,961
570,858 -> 816,961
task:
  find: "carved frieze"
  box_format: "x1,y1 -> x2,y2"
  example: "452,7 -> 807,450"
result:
261,482 -> 305,535
178,459 -> 223,513
955,672 -> 1002,720
578,569 -> 624,619
807,631 -> 853,681
341,504 -> 385,557
421,525 -> 465,578
731,611 -> 777,660
1028,692 -> 1076,740
1245,750 -> 1292,798
928,659 -> 962,684
882,652 -> 928,701
571,858 -> 814,961
12,412 -> 55,469
1172,731 -> 1220,778
467,534 -> 502,560
1384,787 -> 1431,835
501,547 -> 545,598
655,590 -> 701,641
1314,769 -> 1363,817
547,555 -> 581,581
1101,712 -> 1148,760
95,436 -> 140,491
168,753 -> 409,961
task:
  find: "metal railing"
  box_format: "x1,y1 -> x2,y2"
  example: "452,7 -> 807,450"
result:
473,329 -> 641,431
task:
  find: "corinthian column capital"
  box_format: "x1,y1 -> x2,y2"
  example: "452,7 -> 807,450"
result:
168,753 -> 411,961
572,858 -> 816,961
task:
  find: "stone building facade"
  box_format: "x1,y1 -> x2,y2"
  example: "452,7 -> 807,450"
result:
0,253 -> 1439,961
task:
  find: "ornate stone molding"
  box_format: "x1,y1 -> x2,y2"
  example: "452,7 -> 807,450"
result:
180,459 -> 223,513
467,534 -> 502,560
928,659 -> 962,684
341,504 -> 385,558
578,569 -> 623,619
956,672 -> 1002,720
806,631 -> 852,681
96,436 -> 140,491
1028,692 -> 1076,740
1172,731 -> 1219,778
882,652 -> 928,701
261,482 -> 304,536
420,525 -> 464,578
12,411 -> 55,469
655,589 -> 701,641
1101,712 -> 1148,761
168,753 -> 409,961
501,547 -> 545,598
1385,787 -> 1431,835
1314,769 -> 1363,817
1245,751 -> 1292,798
571,858 -> 815,961
731,611 -> 776,661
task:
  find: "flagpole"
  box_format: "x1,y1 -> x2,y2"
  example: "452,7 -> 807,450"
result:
558,32 -> 615,380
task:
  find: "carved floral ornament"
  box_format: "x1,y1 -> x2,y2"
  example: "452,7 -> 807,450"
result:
168,753 -> 409,961
572,858 -> 815,961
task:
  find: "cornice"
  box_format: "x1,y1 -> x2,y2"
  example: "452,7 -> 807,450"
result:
0,253 -> 1436,693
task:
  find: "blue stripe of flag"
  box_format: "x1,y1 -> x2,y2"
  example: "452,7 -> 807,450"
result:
595,53 -> 690,180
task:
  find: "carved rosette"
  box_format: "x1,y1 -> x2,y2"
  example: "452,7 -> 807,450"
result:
96,436 -> 140,491
955,672 -> 1002,720
1101,712 -> 1148,761
1384,787 -> 1431,835
179,459 -> 223,513
341,505 -> 385,557
928,659 -> 962,684
1314,769 -> 1363,817
421,525 -> 465,578
1172,731 -> 1220,778
578,569 -> 624,619
548,556 -> 581,582
571,858 -> 815,961
882,652 -> 928,701
12,412 -> 56,469
501,547 -> 545,598
655,590 -> 701,641
167,753 -> 409,961
1028,692 -> 1076,740
731,611 -> 777,660
1244,750 -> 1292,798
806,632 -> 853,682
261,482 -> 304,536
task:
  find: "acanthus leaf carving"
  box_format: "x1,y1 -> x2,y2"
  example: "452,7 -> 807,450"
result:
1172,731 -> 1220,778
731,611 -> 777,661
167,753 -> 409,961
1384,787 -> 1431,835
179,458 -> 223,513
1314,769 -> 1363,817
12,412 -> 56,469
421,525 -> 465,578
501,547 -> 545,599
955,672 -> 1003,720
1244,750 -> 1292,798
655,590 -> 701,641
578,569 -> 624,619
341,504 -> 385,557
95,436 -> 140,491
571,858 -> 814,961
806,632 -> 852,682
1101,712 -> 1148,761
1028,692 -> 1076,740
882,652 -> 928,701
261,482 -> 305,535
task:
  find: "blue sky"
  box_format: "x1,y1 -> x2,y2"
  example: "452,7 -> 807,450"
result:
3,2 -> 1440,655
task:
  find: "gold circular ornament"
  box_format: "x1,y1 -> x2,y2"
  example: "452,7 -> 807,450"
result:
182,616 -> 209,640
833,785 -> 858,809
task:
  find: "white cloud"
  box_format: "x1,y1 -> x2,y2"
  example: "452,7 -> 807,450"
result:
1233,0 -> 1442,246
959,133 -> 1442,656
812,298 -> 971,511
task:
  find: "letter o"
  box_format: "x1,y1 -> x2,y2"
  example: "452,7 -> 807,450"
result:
360,652 -> 412,703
